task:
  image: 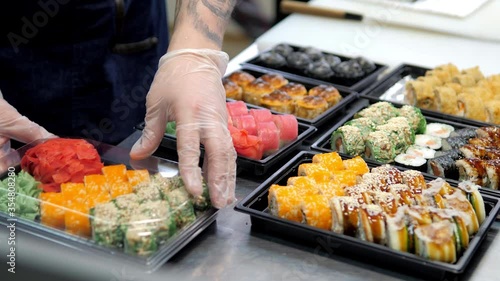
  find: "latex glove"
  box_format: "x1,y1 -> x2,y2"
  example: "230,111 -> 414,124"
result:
130,49 -> 237,209
0,98 -> 56,171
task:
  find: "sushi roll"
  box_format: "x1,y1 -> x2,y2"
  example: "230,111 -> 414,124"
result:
425,123 -> 455,139
112,194 -> 141,221
399,105 -> 427,134
434,86 -> 459,116
459,144 -> 500,159
443,190 -> 480,235
365,131 -> 396,163
306,60 -> 334,80
456,158 -> 488,186
345,118 -> 376,140
426,178 -> 455,197
414,221 -> 457,263
344,184 -> 371,204
388,184 -> 415,206
286,52 -> 312,72
90,202 -> 125,248
301,46 -> 324,61
354,56 -> 377,73
259,52 -> 287,68
441,137 -> 468,151
342,156 -> 370,176
376,123 -> 412,154
427,155 -> 459,180
385,206 -> 410,252
406,145 -> 436,159
330,125 -> 365,156
457,181 -> 486,224
312,152 -> 344,171
300,195 -> 333,230
417,187 -> 446,209
272,43 -> 294,57
386,116 -> 416,145
449,128 -> 478,139
268,184 -> 303,223
330,196 -> 360,235
406,206 -> 433,225
354,102 -> 399,124
401,170 -> 427,195
287,176 -> 320,195
476,126 -> 500,142
371,165 -> 404,185
415,134 -> 442,150
333,60 -> 365,79
427,208 -> 470,254
433,149 -> 463,160
298,163 -> 331,183
395,154 -> 427,171
357,204 -> 386,244
360,173 -> 388,192
133,183 -> 162,203
323,54 -> 342,68
167,187 -> 197,228
317,181 -> 345,200
468,137 -> 496,147
330,170 -> 358,188
372,191 -> 398,215
485,159 -> 500,190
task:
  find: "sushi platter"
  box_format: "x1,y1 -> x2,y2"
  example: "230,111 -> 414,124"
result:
223,68 -> 358,128
136,101 -> 316,175
0,138 -> 218,272
360,63 -> 500,128
241,43 -> 388,92
234,151 -> 500,280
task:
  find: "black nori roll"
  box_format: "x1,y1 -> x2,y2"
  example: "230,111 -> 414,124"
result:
442,137 -> 468,151
259,52 -> 287,68
301,46 -> 324,61
433,149 -> 464,160
449,128 -> 478,139
286,52 -> 312,71
323,54 -> 342,68
354,57 -> 377,73
333,60 -> 365,79
272,43 -> 294,57
306,60 -> 335,80
427,155 -> 459,180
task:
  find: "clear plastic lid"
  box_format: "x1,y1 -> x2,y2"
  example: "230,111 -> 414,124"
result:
0,138 -> 217,272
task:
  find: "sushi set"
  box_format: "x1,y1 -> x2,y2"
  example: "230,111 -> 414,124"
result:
0,138 -> 218,272
136,101 -> 316,175
234,151 -> 500,279
360,63 -> 500,127
223,68 -> 358,127
241,43 -> 387,91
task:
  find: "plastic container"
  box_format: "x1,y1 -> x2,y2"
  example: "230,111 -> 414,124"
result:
224,68 -> 359,128
359,63 -> 497,128
241,43 -> 388,92
234,151 -> 500,280
0,138 -> 218,273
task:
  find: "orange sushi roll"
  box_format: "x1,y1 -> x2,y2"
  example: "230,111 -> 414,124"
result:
331,170 -> 357,187
300,195 -> 332,230
297,163 -> 331,183
342,156 -> 369,176
312,152 -> 344,171
40,193 -> 66,229
126,169 -> 150,187
87,190 -> 112,208
287,176 -> 320,195
268,184 -> 303,222
317,180 -> 344,200
65,201 -> 91,237
84,174 -> 108,195
102,164 -> 132,198
61,183 -> 86,207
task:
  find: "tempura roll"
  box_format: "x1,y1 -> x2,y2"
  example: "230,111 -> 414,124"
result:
433,86 -> 459,115
457,93 -> 488,122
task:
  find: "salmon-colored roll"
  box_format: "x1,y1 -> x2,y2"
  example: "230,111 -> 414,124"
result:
268,184 -> 303,223
457,92 -> 488,122
331,170 -> 357,188
40,193 -> 66,230
485,100 -> 500,124
317,180 -> 344,200
297,163 -> 331,183
287,176 -> 320,195
312,152 -> 344,172
65,201 -> 91,237
300,195 -> 332,230
342,156 -> 369,176
126,169 -> 150,187
433,86 -> 459,116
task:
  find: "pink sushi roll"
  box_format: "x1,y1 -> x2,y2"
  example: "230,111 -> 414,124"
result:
232,114 -> 257,136
226,101 -> 248,117
257,121 -> 280,154
272,114 -> 298,144
249,108 -> 273,123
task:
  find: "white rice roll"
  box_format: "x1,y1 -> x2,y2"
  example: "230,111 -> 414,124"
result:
405,145 -> 436,159
424,123 -> 455,138
415,134 -> 442,150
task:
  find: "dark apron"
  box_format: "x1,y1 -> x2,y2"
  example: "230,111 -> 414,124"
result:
0,0 -> 168,144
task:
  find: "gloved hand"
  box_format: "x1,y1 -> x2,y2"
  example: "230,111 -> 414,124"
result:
0,98 -> 56,171
130,49 -> 237,209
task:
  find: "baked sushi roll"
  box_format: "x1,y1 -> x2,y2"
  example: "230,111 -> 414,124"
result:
354,101 -> 399,125
312,151 -> 344,171
427,155 -> 460,180
449,127 -> 478,139
260,73 -> 289,89
294,96 -> 329,119
243,78 -> 274,106
388,183 -> 415,206
485,159 -> 500,190
360,173 -> 389,192
372,191 -> 398,215
461,66 -> 484,83
433,86 -> 459,115
260,90 -> 295,114
279,82 -> 307,100
364,130 -> 396,163
259,52 -> 287,68
385,206 -> 410,252
457,93 -> 488,122
223,78 -> 243,100
457,181 -> 486,224
330,196 -> 360,235
456,158 -> 488,186
406,205 -> 433,225
441,137 -> 468,151
485,100 -> 500,124
330,125 -> 365,156
414,221 -> 457,263
405,80 -> 436,110
426,177 -> 455,197
401,170 -> 427,195
476,126 -> 500,142
268,184 -> 303,223
308,85 -> 342,107
371,165 -> 403,185
286,51 -> 312,72
443,190 -> 480,235
357,204 -> 386,244
300,195 -> 333,230
467,137 -> 495,147
306,60 -> 334,80
417,187 -> 446,209
427,208 -> 470,254
398,105 -> 427,134
227,70 -> 256,88
342,156 -> 370,176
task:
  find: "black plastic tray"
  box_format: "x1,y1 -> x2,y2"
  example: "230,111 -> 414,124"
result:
309,98 -> 500,199
241,43 -> 388,92
0,139 -> 218,273
360,63 -> 497,128
135,120 -> 316,176
225,68 -> 359,128
234,151 -> 500,280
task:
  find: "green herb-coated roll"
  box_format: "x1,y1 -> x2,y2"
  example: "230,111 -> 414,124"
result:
330,125 -> 365,156
345,117 -> 376,140
364,131 -> 396,163
90,202 -> 125,248
354,102 -> 399,125
399,105 -> 427,134
167,188 -> 197,228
